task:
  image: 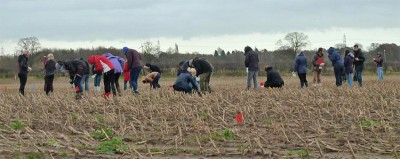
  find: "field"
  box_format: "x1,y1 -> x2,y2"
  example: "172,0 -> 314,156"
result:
0,75 -> 399,159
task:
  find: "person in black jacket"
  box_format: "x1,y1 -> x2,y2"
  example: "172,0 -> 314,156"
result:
264,66 -> 284,88
353,44 -> 365,87
189,57 -> 213,93
80,58 -> 90,91
56,59 -> 86,99
244,46 -> 259,90
17,50 -> 31,96
44,54 -> 56,95
144,63 -> 162,74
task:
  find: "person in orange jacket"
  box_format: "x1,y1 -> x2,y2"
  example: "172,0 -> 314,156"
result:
141,72 -> 161,89
87,55 -> 115,99
123,60 -> 131,90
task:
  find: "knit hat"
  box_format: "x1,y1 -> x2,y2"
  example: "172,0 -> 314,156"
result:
122,47 -> 129,54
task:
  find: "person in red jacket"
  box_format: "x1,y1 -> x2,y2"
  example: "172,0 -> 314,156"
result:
87,55 -> 115,99
123,59 -> 131,90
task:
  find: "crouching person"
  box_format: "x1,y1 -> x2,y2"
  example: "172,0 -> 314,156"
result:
142,72 -> 161,89
88,55 -> 115,99
173,69 -> 202,97
264,66 -> 284,88
56,59 -> 87,100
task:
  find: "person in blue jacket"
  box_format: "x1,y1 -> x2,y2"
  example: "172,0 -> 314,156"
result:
327,47 -> 345,86
173,70 -> 202,96
294,49 -> 308,88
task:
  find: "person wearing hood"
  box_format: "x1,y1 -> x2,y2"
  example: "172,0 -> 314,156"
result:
327,47 -> 345,86
344,50 -> 354,87
56,59 -> 86,99
17,50 -> 31,96
173,69 -> 202,96
190,57 -> 213,93
294,49 -> 308,88
353,44 -> 365,87
87,55 -> 115,99
373,52 -> 384,81
244,46 -> 259,90
103,53 -> 125,96
122,47 -> 142,95
80,58 -> 90,91
44,54 -> 56,95
264,65 -> 284,88
311,48 -> 325,86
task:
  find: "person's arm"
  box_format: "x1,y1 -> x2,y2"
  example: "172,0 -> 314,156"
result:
126,51 -> 133,70
358,53 -> 365,62
189,75 -> 202,96
294,58 -> 299,72
244,54 -> 250,67
312,55 -> 318,66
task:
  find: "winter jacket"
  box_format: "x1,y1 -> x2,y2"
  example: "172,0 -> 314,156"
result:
344,53 -> 354,74
173,70 -> 200,92
92,64 -> 102,76
327,48 -> 344,69
80,59 -> 90,75
87,55 -> 115,73
125,49 -> 142,70
244,50 -> 259,71
177,61 -> 190,76
45,60 -> 56,76
63,59 -> 87,77
265,68 -> 284,87
191,59 -> 213,76
374,55 -> 384,67
142,72 -> 160,83
17,55 -> 29,74
103,53 -> 125,73
123,62 -> 130,81
353,49 -> 365,71
312,52 -> 324,68
145,63 -> 162,74
294,52 -> 307,73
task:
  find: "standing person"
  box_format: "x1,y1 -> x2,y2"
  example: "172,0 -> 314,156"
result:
190,57 -> 213,93
103,53 -> 125,96
122,47 -> 142,95
353,44 -> 365,87
173,69 -> 202,96
80,58 -> 90,91
141,72 -> 161,89
327,47 -> 345,87
17,50 -> 31,96
311,48 -> 325,86
92,65 -> 102,92
244,46 -> 259,90
123,60 -> 131,90
88,55 -> 115,99
294,49 -> 308,88
373,52 -> 384,81
344,50 -> 354,87
44,54 -> 56,95
56,59 -> 86,99
263,66 -> 284,88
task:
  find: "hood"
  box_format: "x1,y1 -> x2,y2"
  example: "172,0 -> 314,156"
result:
122,47 -> 129,54
265,66 -> 273,72
87,55 -> 96,64
297,52 -> 304,56
103,53 -> 114,58
327,47 -> 336,55
145,63 -> 151,67
244,46 -> 252,54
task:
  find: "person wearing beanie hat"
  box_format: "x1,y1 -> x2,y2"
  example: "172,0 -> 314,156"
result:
344,50 -> 354,87
294,49 -> 308,88
373,52 -> 384,80
244,46 -> 259,90
311,48 -> 325,86
328,47 -> 345,86
122,47 -> 142,95
353,44 -> 365,87
44,53 -> 56,95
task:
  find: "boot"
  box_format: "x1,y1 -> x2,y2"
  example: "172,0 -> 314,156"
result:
103,92 -> 111,100
116,87 -> 122,96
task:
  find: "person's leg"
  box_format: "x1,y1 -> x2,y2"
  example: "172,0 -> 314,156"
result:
304,73 -> 308,87
44,75 -> 50,95
130,67 -> 141,94
357,71 -> 363,87
18,73 -> 27,96
253,71 -> 258,89
347,73 -> 353,87
110,73 -> 117,96
205,72 -> 212,92
124,80 -> 127,90
85,75 -> 90,91
297,73 -> 304,88
114,73 -> 121,95
334,68 -> 340,86
317,70 -> 321,84
198,73 -> 206,92
378,67 -> 383,80
151,73 -> 161,89
313,70 -> 317,85
247,71 -> 253,90
49,75 -> 54,93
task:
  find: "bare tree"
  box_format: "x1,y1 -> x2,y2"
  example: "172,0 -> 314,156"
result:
17,37 -> 41,54
368,43 -> 381,52
277,32 -> 310,53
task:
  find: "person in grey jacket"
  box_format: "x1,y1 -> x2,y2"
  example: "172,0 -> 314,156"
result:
294,50 -> 308,88
244,46 -> 259,90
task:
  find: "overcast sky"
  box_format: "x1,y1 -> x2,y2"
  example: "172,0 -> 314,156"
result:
1,0 -> 400,54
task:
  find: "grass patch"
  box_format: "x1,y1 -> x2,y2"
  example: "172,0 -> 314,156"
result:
211,128 -> 237,141
199,111 -> 209,120
25,151 -> 46,159
11,119 -> 26,130
286,149 -> 313,159
96,137 -> 128,155
91,126 -> 113,140
361,119 -> 380,128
